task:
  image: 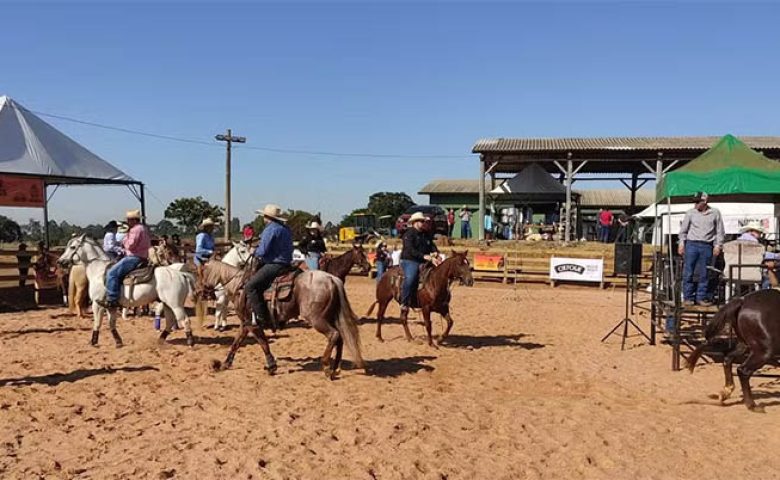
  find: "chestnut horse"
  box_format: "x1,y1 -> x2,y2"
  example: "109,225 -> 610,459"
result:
365,251 -> 474,347
320,244 -> 371,282
687,289 -> 780,412
195,261 -> 364,379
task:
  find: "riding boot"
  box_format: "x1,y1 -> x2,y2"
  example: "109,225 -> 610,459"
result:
90,330 -> 99,347
158,330 -> 170,345
186,331 -> 195,347
110,329 -> 124,348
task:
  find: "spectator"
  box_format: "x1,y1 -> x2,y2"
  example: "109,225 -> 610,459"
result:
446,208 -> 455,239
737,222 -> 764,242
374,240 -> 390,282
598,208 -> 613,243
16,243 -> 32,288
459,206 -> 472,239
615,213 -> 631,243
242,224 -> 255,243
678,192 -> 725,307
762,252 -> 779,289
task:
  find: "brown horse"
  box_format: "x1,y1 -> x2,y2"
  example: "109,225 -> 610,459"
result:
365,251 -> 474,347
320,244 -> 371,282
687,289 -> 780,412
195,261 -> 364,379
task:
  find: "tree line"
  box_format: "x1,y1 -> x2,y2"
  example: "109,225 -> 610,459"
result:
0,191 -> 416,245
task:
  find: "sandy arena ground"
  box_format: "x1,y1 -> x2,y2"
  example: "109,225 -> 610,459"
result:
1,277 -> 779,479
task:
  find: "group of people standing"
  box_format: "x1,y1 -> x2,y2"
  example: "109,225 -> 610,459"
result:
445,206 -> 473,239
597,208 -> 632,243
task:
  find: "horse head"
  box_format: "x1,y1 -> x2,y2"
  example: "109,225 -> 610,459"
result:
226,240 -> 252,267
352,243 -> 371,274
57,234 -> 92,268
444,250 -> 474,287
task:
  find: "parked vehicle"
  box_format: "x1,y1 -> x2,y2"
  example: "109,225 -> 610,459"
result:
396,205 -> 448,236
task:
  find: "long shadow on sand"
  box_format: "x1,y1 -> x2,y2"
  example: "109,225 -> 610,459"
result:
278,355 -> 437,377
168,333 -> 289,347
0,365 -> 158,387
442,334 -> 545,350
0,326 -> 92,338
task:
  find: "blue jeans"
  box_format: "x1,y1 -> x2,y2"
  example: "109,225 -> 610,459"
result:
305,252 -> 321,271
461,221 -> 471,239
105,256 -> 143,302
375,260 -> 386,282
683,241 -> 714,302
400,259 -> 421,307
599,224 -> 611,242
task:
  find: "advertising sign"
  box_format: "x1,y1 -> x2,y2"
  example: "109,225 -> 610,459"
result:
474,253 -> 504,271
0,175 -> 45,208
550,257 -> 604,283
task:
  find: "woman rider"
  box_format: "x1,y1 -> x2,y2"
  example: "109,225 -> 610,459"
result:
400,212 -> 441,316
299,221 -> 327,270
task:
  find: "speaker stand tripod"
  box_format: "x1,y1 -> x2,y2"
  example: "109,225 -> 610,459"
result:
601,273 -> 651,350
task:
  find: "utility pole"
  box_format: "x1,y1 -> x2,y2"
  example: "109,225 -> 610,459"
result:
215,129 -> 246,242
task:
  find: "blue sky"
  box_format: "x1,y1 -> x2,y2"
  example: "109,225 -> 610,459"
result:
1,2 -> 778,226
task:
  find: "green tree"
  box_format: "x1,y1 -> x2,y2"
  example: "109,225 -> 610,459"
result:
164,196 -> 223,234
367,192 -> 415,220
83,224 -> 105,240
0,216 -> 22,243
230,217 -> 241,236
47,220 -> 64,246
153,219 -> 180,236
22,219 -> 43,242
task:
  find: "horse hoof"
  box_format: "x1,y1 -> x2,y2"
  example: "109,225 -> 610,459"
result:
210,359 -> 223,372
186,334 -> 196,347
748,404 -> 765,413
265,365 -> 277,376
375,336 -> 384,343
90,331 -> 99,347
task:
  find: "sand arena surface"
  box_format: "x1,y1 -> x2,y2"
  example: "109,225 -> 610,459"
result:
1,277 -> 779,479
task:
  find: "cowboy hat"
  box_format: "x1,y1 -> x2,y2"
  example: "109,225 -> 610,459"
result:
739,221 -> 766,234
126,209 -> 142,220
408,212 -> 427,224
199,218 -> 217,229
256,204 -> 288,222
306,221 -> 322,230
117,223 -> 129,233
105,220 -> 118,230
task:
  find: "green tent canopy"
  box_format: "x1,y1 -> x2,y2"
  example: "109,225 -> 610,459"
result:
656,134 -> 780,203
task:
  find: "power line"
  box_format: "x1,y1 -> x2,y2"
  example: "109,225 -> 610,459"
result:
31,108 -> 470,160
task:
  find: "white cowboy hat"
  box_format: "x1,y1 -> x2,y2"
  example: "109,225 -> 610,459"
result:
306,221 -> 322,230
256,204 -> 287,222
408,212 -> 427,223
739,221 -> 766,234
126,209 -> 142,220
117,223 -> 129,233
199,218 -> 217,229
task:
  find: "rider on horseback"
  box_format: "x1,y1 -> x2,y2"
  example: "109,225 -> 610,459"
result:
299,220 -> 327,270
194,218 -> 217,266
246,204 -> 293,329
400,212 -> 441,313
99,209 -> 151,309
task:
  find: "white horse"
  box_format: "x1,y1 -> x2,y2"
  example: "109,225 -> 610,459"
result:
212,241 -> 252,331
57,234 -> 197,348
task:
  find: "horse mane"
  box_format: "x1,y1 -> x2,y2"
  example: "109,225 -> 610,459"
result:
203,260 -> 241,287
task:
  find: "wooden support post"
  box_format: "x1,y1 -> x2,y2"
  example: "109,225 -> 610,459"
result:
564,153 -> 573,243
478,155 -> 486,241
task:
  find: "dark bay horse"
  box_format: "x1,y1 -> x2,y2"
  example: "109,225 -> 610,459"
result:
196,261 -> 365,379
687,289 -> 780,411
320,244 -> 371,282
365,251 -> 474,347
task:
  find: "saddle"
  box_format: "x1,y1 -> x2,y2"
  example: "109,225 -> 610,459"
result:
124,264 -> 155,285
263,267 -> 302,303
391,262 -> 435,308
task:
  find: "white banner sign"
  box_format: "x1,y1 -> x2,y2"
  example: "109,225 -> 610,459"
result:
550,257 -> 604,283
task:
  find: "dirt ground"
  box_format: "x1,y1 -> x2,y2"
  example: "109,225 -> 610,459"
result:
1,277 -> 779,479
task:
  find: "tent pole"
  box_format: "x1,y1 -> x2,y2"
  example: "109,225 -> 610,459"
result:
564,153 -> 573,242
43,183 -> 50,248
478,155 -> 485,241
139,183 -> 147,224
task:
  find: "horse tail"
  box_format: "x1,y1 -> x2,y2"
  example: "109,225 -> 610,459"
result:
331,276 -> 365,370
365,301 -> 378,318
687,297 -> 744,373
67,271 -> 77,313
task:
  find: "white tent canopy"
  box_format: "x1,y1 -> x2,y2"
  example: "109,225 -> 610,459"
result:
0,95 -> 135,183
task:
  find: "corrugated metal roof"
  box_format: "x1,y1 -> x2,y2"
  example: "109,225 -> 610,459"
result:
472,136 -> 780,153
419,180 -> 654,207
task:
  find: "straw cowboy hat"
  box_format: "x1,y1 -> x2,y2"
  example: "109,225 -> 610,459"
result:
408,212 -> 427,224
198,218 -> 217,229
739,221 -> 766,234
126,209 -> 142,220
306,221 -> 322,230
256,204 -> 288,222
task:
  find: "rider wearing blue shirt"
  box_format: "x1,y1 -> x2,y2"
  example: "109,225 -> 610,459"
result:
194,218 -> 217,266
246,204 -> 293,329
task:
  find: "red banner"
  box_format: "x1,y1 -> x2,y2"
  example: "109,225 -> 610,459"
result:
0,175 -> 45,207
474,253 -> 504,271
